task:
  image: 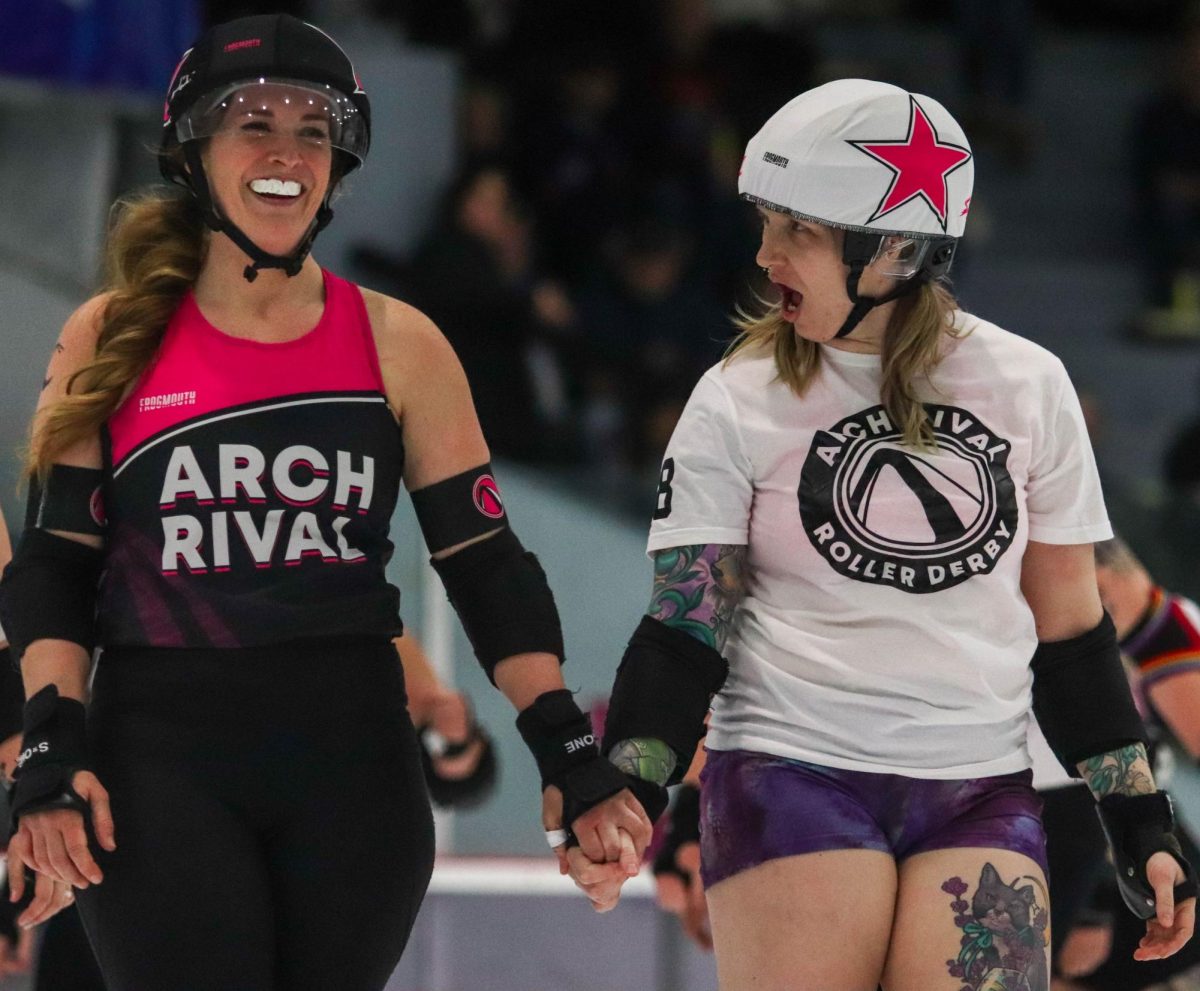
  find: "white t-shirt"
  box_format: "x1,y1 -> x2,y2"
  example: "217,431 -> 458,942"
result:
647,312 -> 1112,778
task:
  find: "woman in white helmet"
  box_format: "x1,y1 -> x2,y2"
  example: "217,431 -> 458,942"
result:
582,78 -> 1198,990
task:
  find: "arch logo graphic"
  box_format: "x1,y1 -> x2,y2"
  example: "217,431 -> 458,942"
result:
798,404 -> 1018,593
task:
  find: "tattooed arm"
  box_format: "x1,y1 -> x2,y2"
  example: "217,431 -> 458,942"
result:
1077,744 -> 1156,800
608,544 -> 746,786
647,544 -> 746,652
1021,541 -> 1161,800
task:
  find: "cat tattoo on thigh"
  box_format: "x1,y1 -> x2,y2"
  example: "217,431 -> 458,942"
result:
942,864 -> 1049,991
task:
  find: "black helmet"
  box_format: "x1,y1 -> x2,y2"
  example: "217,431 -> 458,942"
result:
160,14 -> 372,282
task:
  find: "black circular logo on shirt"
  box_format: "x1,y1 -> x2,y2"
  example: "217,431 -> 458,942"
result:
798,403 -> 1018,593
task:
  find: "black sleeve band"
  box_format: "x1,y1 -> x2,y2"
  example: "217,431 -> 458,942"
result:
602,615 -> 728,784
430,528 -> 563,684
1096,791 -> 1198,919
410,464 -> 508,554
1030,612 -> 1147,776
25,465 -> 107,536
0,529 -> 105,661
10,685 -> 91,829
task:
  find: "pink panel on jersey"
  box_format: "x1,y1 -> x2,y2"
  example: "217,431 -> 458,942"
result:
108,269 -> 386,468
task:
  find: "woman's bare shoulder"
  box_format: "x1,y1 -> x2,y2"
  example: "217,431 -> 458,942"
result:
356,285 -> 459,374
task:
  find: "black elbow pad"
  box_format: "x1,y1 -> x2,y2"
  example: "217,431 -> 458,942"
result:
430,528 -> 563,684
602,616 -> 727,784
1030,612 -> 1146,776
0,530 -> 104,661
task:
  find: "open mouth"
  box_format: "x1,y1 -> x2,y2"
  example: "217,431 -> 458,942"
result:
776,283 -> 802,316
248,178 -> 303,202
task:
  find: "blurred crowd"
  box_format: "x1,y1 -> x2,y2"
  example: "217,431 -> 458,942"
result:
353,0 -> 805,509
4,0 -> 1200,537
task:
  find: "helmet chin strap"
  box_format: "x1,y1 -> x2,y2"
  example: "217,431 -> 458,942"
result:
182,143 -> 333,283
834,231 -> 924,339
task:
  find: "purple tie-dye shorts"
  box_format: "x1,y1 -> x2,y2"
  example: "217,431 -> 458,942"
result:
699,748 -> 1048,889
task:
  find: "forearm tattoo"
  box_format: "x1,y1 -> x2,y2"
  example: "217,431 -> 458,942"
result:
1079,743 -> 1156,800
608,546 -> 746,787
608,738 -> 677,786
648,544 -> 746,651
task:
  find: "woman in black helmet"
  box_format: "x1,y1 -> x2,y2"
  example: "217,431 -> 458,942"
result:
0,14 -> 650,991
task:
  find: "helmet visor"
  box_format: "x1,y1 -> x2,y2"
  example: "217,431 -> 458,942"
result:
175,79 -> 369,163
870,235 -> 932,280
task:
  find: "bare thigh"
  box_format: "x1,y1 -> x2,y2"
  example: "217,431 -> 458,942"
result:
883,848 -> 1051,991
706,849 -> 898,991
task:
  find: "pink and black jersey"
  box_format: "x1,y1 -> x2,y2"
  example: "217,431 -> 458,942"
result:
99,269 -> 404,648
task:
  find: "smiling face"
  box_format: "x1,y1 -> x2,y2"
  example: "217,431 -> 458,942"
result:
755,206 -> 902,346
200,83 -> 336,257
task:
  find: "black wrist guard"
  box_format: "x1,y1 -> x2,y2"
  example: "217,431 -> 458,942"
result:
10,685 -> 90,830
652,783 -> 701,880
1096,792 -> 1199,919
516,689 -> 643,833
419,719 -> 499,810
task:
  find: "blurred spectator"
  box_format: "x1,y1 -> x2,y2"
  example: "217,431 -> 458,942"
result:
458,71 -> 515,164
690,124 -> 768,311
953,0 -> 1036,168
506,41 -> 643,285
1160,415 -> 1200,602
402,161 -> 583,464
700,19 -> 821,150
655,4 -> 786,306
576,217 -> 732,476
1130,9 -> 1200,337
1077,389 -> 1173,585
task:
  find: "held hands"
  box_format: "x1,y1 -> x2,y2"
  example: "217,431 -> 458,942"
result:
515,691 -> 656,911
1133,850 -> 1196,961
7,769 -> 115,894
542,784 -> 651,912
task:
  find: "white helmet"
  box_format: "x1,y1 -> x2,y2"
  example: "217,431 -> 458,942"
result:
740,79 -> 973,336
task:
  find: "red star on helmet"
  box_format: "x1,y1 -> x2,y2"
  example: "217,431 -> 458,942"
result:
847,97 -> 972,232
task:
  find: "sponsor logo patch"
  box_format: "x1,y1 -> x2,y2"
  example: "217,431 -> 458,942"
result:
763,151 -> 790,168
139,391 -> 197,412
473,475 -> 504,519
